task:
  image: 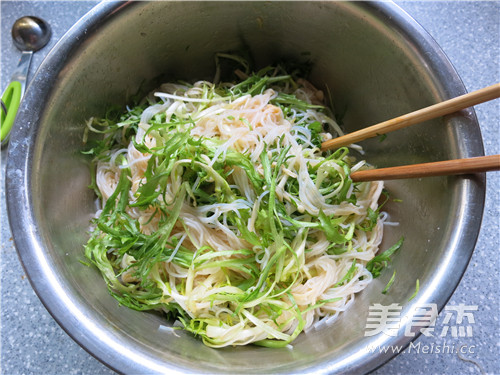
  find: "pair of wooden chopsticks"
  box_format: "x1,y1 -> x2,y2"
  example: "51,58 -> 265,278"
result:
320,83 -> 500,182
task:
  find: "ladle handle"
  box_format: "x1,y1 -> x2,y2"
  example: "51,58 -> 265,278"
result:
1,51 -> 33,145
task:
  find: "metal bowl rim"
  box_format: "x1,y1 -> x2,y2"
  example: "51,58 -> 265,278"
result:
5,1 -> 485,374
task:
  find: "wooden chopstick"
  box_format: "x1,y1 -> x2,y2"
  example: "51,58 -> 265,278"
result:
350,154 -> 500,182
321,83 -> 500,151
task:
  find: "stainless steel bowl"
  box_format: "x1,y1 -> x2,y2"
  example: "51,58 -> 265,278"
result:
6,2 -> 485,374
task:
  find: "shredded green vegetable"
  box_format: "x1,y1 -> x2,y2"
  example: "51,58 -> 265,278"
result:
83,55 -> 402,348
408,279 -> 420,302
382,270 -> 397,294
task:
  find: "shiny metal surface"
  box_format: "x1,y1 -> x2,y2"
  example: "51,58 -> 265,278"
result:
11,16 -> 52,52
10,16 -> 52,93
5,2 -> 485,374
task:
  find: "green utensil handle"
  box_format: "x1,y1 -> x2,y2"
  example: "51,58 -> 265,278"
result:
1,80 -> 22,142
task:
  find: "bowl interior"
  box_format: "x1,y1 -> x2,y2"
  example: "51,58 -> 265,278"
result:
7,2 -> 484,374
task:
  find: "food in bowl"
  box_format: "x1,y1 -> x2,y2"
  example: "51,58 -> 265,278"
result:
83,56 -> 401,348
6,2 -> 485,373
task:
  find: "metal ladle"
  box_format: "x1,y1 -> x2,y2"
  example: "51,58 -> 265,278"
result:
1,16 -> 51,145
